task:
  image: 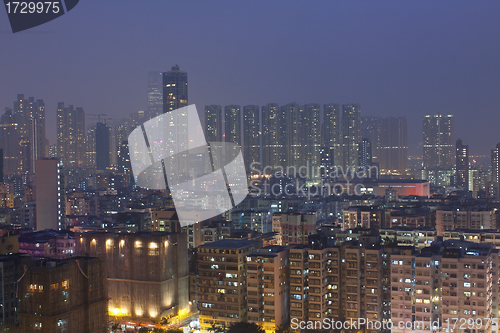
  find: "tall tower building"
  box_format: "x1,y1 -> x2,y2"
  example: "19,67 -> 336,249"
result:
35,159 -> 64,230
323,104 -> 341,168
358,138 -> 372,171
32,99 -> 47,168
14,94 -> 29,173
204,105 -> 223,142
455,138 -> 469,189
262,103 -> 284,170
56,103 -> 85,168
423,114 -> 454,169
303,103 -> 321,173
162,65 -> 189,176
282,103 -> 303,172
9,95 -> 46,174
489,143 -> 500,197
147,71 -> 163,119
242,105 -> 260,172
85,126 -> 96,168
96,122 -> 110,170
377,117 -> 408,175
163,65 -> 188,113
342,104 -> 361,171
224,105 -> 241,145
0,108 -> 20,175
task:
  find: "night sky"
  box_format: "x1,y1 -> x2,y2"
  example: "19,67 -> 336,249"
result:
1,1 -> 500,156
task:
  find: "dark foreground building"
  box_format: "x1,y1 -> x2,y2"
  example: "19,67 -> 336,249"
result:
17,257 -> 108,333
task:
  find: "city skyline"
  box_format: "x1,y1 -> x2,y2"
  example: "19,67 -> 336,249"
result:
4,2 -> 500,333
2,2 -> 500,155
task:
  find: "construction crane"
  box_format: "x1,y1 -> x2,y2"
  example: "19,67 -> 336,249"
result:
86,113 -> 107,123
87,114 -> 113,124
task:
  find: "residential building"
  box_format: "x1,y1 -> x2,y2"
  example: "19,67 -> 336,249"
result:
197,239 -> 255,330
243,105 -> 261,172
455,139 -> 469,189
17,257 -> 108,333
423,114 -> 454,169
247,246 -> 289,333
342,104 -> 361,171
56,103 -> 85,168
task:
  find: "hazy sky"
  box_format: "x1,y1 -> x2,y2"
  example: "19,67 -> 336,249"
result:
1,1 -> 500,156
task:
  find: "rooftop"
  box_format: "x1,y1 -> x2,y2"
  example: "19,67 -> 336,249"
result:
198,239 -> 255,249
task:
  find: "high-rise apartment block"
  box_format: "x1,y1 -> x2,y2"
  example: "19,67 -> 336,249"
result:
262,103 -> 285,170
225,105 -> 241,145
272,212 -> 317,246
342,104 -> 361,171
95,122 -> 110,170
358,138 -> 372,171
56,103 -> 85,168
247,246 -> 290,333
243,105 -> 260,172
323,104 -> 341,168
490,143 -> 500,197
0,108 -> 20,175
361,116 -> 407,175
163,65 -> 188,113
390,240 -> 499,333
0,95 -> 46,175
455,138 -> 469,189
303,103 -> 321,172
162,65 -> 189,176
423,114 -> 454,169
282,103 -> 303,172
147,71 -> 163,118
205,105 -> 223,142
197,239 -> 256,331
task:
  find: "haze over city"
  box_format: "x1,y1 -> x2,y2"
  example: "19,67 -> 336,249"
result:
3,2 -> 500,333
2,1 -> 500,155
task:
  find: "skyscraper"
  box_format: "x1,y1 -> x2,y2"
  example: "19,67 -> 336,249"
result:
342,104 -> 361,171
242,105 -> 260,172
489,143 -> 500,197
323,104 -> 341,168
163,65 -> 188,113
85,126 -> 96,168
303,103 -> 321,173
282,103 -> 303,172
224,105 -> 241,145
423,114 -> 454,169
377,117 -> 408,175
96,122 -> 110,170
358,138 -> 372,171
147,71 -> 163,119
262,103 -> 284,170
56,103 -> 85,168
205,105 -> 223,142
7,95 -> 47,174
455,138 -> 469,189
162,65 -> 189,176
0,108 -> 20,175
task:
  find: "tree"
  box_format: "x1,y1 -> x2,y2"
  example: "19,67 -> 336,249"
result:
165,329 -> 183,333
226,322 -> 265,333
111,322 -> 120,332
208,323 -> 227,333
276,326 -> 295,333
159,317 -> 170,326
153,329 -> 166,333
